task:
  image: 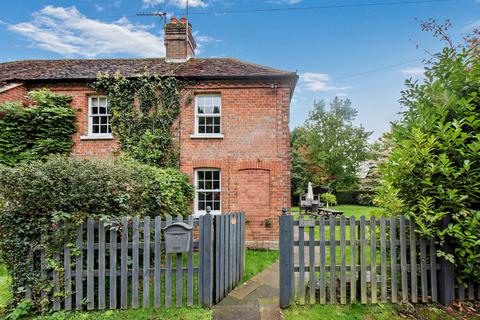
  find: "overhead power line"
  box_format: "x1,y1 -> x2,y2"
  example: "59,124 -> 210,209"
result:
91,0 -> 453,20
331,57 -> 424,81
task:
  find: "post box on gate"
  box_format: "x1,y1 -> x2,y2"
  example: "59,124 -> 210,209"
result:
163,222 -> 193,254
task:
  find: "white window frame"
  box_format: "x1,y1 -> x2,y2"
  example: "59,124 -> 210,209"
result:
194,168 -> 221,216
86,95 -> 112,139
193,94 -> 222,138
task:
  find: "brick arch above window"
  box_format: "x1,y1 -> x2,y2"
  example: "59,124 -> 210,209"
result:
235,160 -> 273,172
191,159 -> 224,169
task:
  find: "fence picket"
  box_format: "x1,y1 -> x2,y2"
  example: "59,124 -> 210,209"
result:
420,238 -> 428,302
309,217 -> 316,304
229,213 -> 234,292
109,226 -> 117,309
340,215 -> 347,304
370,216 -> 377,304
330,217 -> 337,304
98,220 -> 106,310
154,216 -> 162,308
132,217 -> 139,309
390,216 -> 398,303
120,217 -> 128,309
298,215 -> 305,304
87,218 -> 94,310
75,223 -> 83,310
187,215 -> 194,306
176,215 -> 184,307
429,238 -> 438,302
360,216 -> 367,304
409,219 -> 418,303
349,216 -> 357,303
165,216 -> 173,307
319,216 -> 326,304
399,216 -> 408,303
380,216 -> 387,303
143,216 -> 150,309
53,252 -> 60,311
64,237 -> 72,310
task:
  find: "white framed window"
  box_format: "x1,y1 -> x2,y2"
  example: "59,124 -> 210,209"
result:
194,169 -> 221,215
194,95 -> 221,136
88,96 -> 112,138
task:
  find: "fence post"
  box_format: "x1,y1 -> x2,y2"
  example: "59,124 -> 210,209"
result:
438,216 -> 455,306
279,207 -> 294,308
200,212 -> 214,308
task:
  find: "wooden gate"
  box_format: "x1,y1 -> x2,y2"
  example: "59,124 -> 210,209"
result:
33,212 -> 245,311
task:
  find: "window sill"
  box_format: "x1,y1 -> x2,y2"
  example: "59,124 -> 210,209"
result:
80,135 -> 114,141
190,134 -> 224,139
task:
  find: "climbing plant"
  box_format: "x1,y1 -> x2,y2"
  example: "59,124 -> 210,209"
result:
0,89 -> 76,166
92,73 -> 187,168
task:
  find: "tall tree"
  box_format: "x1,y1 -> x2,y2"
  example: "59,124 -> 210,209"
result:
292,97 -> 372,197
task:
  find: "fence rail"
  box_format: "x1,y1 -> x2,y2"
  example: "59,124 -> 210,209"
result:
279,211 -> 480,308
34,212 -> 245,311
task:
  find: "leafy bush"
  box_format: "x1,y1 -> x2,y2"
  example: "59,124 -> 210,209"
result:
320,193 -> 337,207
357,193 -> 374,206
0,155 -> 193,309
335,190 -> 374,205
376,43 -> 480,282
0,90 -> 76,166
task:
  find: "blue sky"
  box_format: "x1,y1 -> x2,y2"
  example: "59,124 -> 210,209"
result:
0,0 -> 478,140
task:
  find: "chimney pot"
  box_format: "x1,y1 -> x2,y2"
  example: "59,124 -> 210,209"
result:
170,17 -> 178,24
180,17 -> 187,24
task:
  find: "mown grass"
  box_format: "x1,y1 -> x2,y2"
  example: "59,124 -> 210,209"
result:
283,303 -> 467,320
292,205 -> 386,219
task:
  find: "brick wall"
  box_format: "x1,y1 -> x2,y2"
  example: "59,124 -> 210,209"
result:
0,80 -> 292,247
0,84 -> 28,104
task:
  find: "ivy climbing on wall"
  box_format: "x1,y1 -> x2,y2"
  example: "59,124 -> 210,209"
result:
92,73 -> 187,168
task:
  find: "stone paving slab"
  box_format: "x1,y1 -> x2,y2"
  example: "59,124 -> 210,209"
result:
213,261 -> 283,320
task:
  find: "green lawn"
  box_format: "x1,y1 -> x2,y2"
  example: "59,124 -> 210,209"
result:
292,205 -> 386,219
283,303 -> 476,320
0,249 -> 279,319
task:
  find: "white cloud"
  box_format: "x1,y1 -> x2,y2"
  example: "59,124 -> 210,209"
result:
335,92 -> 348,97
401,67 -> 424,77
9,6 -> 166,58
94,4 -> 104,12
300,72 -> 350,92
463,20 -> 480,32
142,0 -> 207,8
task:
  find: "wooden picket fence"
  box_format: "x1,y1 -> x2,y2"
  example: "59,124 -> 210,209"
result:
34,212 -> 245,311
279,212 -> 480,308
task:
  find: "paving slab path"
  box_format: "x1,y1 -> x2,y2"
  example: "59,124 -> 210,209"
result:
213,261 -> 283,320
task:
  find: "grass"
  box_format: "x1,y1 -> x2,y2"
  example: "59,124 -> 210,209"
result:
0,249 -> 279,319
292,205 -> 387,219
283,303 -> 477,320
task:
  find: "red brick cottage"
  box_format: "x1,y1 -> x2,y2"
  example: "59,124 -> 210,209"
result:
0,18 -> 298,248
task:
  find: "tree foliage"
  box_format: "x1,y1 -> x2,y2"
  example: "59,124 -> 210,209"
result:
0,90 -> 76,166
92,73 -> 186,168
376,27 -> 480,282
292,98 -> 372,196
0,155 -> 194,310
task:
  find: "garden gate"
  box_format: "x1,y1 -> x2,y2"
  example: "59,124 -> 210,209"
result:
33,212 -> 245,311
279,208 -> 480,308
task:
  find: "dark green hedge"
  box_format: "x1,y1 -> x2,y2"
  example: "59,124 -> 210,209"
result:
0,90 -> 76,166
0,155 -> 194,309
335,190 -> 374,205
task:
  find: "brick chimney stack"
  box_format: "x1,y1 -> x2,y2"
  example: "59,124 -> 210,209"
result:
164,17 -> 197,63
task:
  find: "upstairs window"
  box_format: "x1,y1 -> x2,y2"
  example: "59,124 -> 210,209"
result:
195,169 -> 221,215
88,96 -> 111,137
195,95 -> 221,135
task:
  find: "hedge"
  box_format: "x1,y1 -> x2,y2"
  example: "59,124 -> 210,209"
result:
335,190 -> 374,205
0,155 -> 194,310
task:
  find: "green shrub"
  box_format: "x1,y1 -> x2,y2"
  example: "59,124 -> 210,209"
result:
0,155 -> 194,309
320,193 -> 337,207
376,44 -> 480,282
0,89 -> 76,166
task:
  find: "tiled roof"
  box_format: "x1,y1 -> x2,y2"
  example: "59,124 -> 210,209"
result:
0,58 -> 297,82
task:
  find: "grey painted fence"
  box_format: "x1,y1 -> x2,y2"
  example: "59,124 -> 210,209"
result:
36,212 -> 245,311
279,210 -> 480,308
